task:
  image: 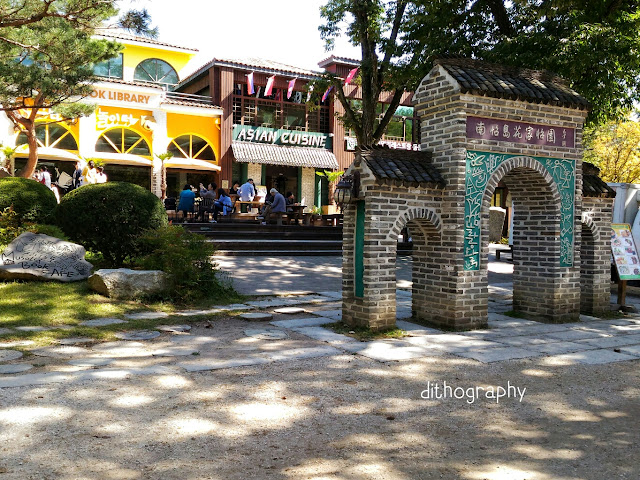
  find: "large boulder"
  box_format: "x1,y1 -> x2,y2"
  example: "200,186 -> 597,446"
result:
0,232 -> 92,282
88,269 -> 168,299
489,207 -> 507,243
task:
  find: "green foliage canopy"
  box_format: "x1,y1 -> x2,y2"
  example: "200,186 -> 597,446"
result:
319,0 -> 640,146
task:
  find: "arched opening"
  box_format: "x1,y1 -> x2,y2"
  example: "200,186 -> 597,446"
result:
16,123 -> 78,151
481,157 -> 578,322
96,128 -> 151,156
167,134 -> 215,161
134,58 -> 178,86
579,213 -> 610,315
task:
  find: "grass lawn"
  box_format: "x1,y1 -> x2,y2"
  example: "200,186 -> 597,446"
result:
326,321 -> 408,341
0,280 -> 245,347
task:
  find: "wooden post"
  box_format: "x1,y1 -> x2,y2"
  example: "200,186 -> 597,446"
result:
617,279 -> 627,307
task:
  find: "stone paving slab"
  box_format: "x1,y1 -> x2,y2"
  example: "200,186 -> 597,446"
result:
396,308 -> 412,319
80,318 -> 128,327
58,337 -> 95,345
68,358 -> 114,367
271,317 -> 335,329
404,335 -> 505,352
540,349 -> 637,366
524,341 -> 599,355
0,350 -> 23,362
395,320 -> 442,334
151,347 -> 200,357
491,336 -> 564,347
573,334 -> 640,349
114,331 -> 161,341
156,325 -> 191,333
342,340 -> 444,361
454,347 -> 542,363
273,307 -> 307,314
312,309 -> 342,320
542,329 -> 611,342
0,366 -> 177,389
244,328 -> 288,340
0,327 -> 14,335
291,326 -> 358,345
177,345 -> 339,372
14,326 -> 50,332
30,346 -> 90,358
89,341 -> 151,358
239,312 -> 273,321
318,291 -> 342,299
0,364 -> 33,374
173,309 -> 223,317
618,344 -> 640,356
169,335 -> 219,346
246,299 -> 295,309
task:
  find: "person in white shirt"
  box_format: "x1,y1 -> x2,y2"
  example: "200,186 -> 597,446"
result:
96,166 -> 107,184
83,160 -> 97,185
40,166 -> 51,189
237,178 -> 255,201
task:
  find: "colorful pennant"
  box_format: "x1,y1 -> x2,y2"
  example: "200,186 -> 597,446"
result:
246,72 -> 255,95
321,85 -> 333,102
345,67 -> 359,85
265,75 -> 276,96
287,78 -> 297,99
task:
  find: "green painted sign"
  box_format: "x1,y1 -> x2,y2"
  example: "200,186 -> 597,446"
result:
464,150 -> 575,271
232,125 -> 332,149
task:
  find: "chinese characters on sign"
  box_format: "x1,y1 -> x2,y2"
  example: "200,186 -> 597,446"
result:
467,117 -> 575,148
464,150 -> 576,271
611,224 -> 640,280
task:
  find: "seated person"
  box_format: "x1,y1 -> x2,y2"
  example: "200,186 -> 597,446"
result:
211,188 -> 234,222
198,183 -> 217,221
262,188 -> 286,224
285,191 -> 295,206
260,190 -> 275,217
229,181 -> 240,195
177,184 -> 196,222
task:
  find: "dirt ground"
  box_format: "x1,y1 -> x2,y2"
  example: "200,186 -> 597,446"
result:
1,326 -> 638,480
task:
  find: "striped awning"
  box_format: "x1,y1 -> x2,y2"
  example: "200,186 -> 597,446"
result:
232,141 -> 338,170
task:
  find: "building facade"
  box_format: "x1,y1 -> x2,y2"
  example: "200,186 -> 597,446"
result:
0,32 -> 222,200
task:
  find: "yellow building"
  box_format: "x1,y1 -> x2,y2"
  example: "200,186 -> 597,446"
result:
3,31 -> 222,199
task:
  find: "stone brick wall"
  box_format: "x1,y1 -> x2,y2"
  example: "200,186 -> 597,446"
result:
246,163 -> 262,184
300,167 -> 315,211
581,198 -> 614,315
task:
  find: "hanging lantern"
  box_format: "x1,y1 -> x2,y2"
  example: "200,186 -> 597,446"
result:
333,171 -> 361,210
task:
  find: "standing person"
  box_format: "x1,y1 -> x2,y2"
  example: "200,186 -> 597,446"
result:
237,178 -> 255,201
96,166 -> 107,184
212,188 -> 233,222
262,188 -> 286,225
40,166 -> 51,189
177,184 -> 196,222
83,160 -> 97,185
72,161 -> 83,189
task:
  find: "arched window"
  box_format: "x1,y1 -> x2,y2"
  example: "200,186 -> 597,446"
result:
96,128 -> 151,156
134,58 -> 179,86
16,123 -> 78,151
167,135 -> 215,161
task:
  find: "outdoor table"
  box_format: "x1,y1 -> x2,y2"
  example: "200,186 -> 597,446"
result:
287,204 -> 306,225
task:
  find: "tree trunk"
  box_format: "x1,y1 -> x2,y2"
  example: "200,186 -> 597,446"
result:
17,121 -> 38,178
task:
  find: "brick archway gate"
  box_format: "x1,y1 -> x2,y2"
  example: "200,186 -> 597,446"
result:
478,155 -> 579,322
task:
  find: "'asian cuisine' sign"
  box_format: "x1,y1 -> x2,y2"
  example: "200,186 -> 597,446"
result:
611,224 -> 640,280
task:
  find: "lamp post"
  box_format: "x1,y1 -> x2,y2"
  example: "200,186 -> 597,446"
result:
333,171 -> 360,212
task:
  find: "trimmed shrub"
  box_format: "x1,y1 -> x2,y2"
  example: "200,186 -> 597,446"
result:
0,177 -> 57,224
55,182 -> 167,265
136,225 -> 235,303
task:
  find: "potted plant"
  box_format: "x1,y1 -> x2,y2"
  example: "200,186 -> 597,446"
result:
315,169 -> 344,215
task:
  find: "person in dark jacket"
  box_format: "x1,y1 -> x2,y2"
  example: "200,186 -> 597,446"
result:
262,188 -> 286,225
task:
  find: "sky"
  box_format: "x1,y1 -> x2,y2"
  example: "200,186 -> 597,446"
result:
118,0 -> 361,74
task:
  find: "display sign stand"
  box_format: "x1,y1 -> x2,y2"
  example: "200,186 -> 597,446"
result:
611,224 -> 640,312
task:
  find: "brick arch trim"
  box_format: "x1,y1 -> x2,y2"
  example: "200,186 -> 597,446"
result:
581,212 -> 600,242
390,207 -> 442,240
482,155 -> 562,207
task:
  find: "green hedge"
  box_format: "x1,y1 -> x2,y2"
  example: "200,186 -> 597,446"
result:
56,182 -> 167,265
0,177 -> 57,223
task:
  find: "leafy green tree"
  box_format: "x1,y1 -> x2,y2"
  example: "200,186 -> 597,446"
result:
584,119 -> 640,183
319,0 -> 640,147
0,0 -> 158,178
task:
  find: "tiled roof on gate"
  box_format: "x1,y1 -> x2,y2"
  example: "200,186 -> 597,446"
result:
435,58 -> 590,110
360,146 -> 445,188
582,162 -> 616,198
